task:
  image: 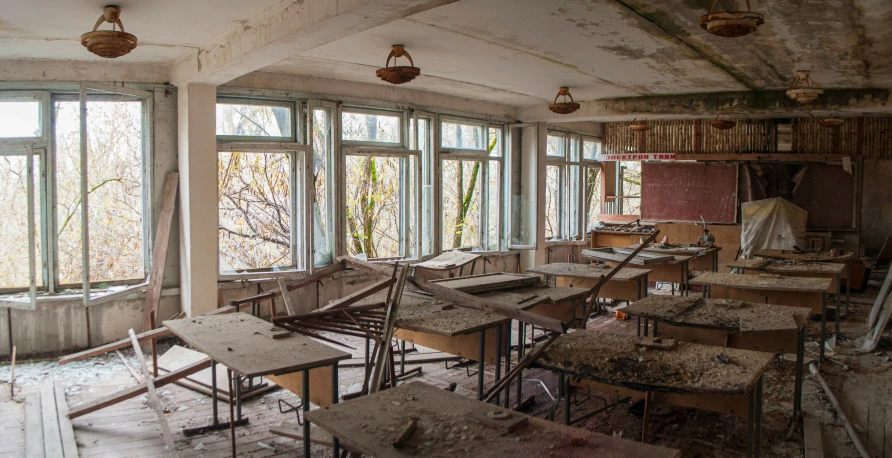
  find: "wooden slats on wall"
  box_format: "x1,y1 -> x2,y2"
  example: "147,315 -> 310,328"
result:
604,117 -> 892,158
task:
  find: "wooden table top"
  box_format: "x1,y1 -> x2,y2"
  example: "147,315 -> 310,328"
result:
356,290 -> 510,337
689,272 -> 831,292
726,259 -> 845,274
163,314 -> 351,378
534,331 -> 774,396
478,285 -> 592,311
527,262 -> 652,281
305,381 -> 680,458
413,251 -> 480,270
621,296 -> 811,333
753,249 -> 855,263
626,243 -> 721,257
582,248 -> 691,266
430,273 -> 542,294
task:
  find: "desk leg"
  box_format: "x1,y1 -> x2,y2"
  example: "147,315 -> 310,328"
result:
478,329 -> 486,400
365,337 -> 371,392
235,373 -> 242,421
495,323 -> 503,405
228,369 -> 236,458
516,322 -> 524,408
562,373 -> 571,426
833,291 -> 840,335
653,321 -> 658,337
846,262 -> 851,314
504,323 -> 511,408
755,377 -> 763,458
400,340 -> 406,375
820,293 -> 827,363
643,318 -> 649,337
746,377 -> 755,458
636,316 -> 641,337
211,360 -> 218,424
331,364 -> 340,458
303,369 -> 311,458
793,327 -> 804,426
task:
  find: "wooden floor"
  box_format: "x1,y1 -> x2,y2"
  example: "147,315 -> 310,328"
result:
840,373 -> 892,457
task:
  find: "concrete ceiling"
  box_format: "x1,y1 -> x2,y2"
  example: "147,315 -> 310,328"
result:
1,0 -> 890,112
0,0 -> 284,62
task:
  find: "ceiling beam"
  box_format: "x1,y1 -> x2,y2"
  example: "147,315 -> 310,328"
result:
518,89 -> 891,122
170,0 -> 457,86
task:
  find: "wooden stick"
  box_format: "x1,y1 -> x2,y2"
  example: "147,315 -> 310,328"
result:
392,418 -> 418,448
69,357 -> 212,419
277,279 -> 295,316
8,345 -> 14,397
483,332 -> 561,403
59,305 -> 235,365
319,278 -> 395,311
808,363 -> 868,458
369,265 -> 409,393
142,172 -> 179,332
116,350 -> 142,383
128,329 -> 177,456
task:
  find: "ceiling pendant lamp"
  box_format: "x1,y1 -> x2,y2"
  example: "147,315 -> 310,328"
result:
629,119 -> 651,132
786,70 -> 824,104
81,5 -> 138,58
548,87 -> 580,114
700,0 -> 765,38
710,117 -> 737,130
376,45 -> 421,85
817,118 -> 845,128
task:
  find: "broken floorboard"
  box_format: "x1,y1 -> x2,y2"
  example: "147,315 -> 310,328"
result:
26,381 -> 79,458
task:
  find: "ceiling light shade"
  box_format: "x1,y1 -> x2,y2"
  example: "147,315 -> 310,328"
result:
699,0 -> 764,38
786,70 -> 824,104
629,119 -> 651,132
711,118 -> 737,130
81,6 -> 137,58
376,45 -> 421,85
817,118 -> 845,128
548,87 -> 581,114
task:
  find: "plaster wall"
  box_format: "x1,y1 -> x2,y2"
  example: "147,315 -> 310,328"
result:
861,159 -> 892,255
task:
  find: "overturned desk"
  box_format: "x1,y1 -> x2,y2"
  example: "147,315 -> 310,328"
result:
583,247 -> 692,296
627,243 -> 722,273
412,251 -> 481,280
620,296 -> 811,423
306,381 -> 680,458
163,313 -> 351,458
533,331 -> 773,458
689,272 -> 833,362
526,262 -> 651,303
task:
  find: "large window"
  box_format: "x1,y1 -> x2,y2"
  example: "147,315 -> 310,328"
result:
440,122 -> 502,251
619,161 -> 642,215
545,132 -> 599,241
0,88 -> 151,297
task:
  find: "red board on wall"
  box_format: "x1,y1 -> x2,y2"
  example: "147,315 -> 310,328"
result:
641,162 -> 738,223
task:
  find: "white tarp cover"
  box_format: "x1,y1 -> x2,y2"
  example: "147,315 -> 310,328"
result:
739,198 -> 807,258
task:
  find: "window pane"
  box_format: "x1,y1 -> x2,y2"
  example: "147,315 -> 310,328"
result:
442,160 -> 481,251
545,165 -> 560,239
621,161 -> 642,215
0,155 -> 43,288
0,101 -> 40,138
569,165 -> 580,238
486,161 -> 501,250
341,110 -> 401,143
547,135 -> 564,157
418,118 -> 434,257
585,166 -> 602,231
312,108 -> 333,267
345,156 -> 409,258
218,152 -> 292,272
216,103 -> 292,137
441,121 -> 485,150
488,127 -> 502,157
583,140 -> 600,160
55,100 -> 145,284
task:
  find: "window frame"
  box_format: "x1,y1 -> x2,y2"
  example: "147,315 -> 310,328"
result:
437,121 -> 505,252
545,131 -> 600,241
215,96 -> 297,143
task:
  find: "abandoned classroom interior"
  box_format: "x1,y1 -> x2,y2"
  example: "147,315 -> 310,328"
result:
3,1 -> 892,457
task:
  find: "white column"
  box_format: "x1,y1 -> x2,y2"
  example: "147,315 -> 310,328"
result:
519,122 -> 548,270
177,83 -> 218,316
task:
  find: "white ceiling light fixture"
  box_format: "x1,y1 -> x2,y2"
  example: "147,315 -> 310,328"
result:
81,5 -> 138,59
700,0 -> 765,38
786,70 -> 824,104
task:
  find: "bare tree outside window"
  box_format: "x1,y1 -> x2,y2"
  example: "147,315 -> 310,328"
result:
621,160 -> 642,215
0,155 -> 42,288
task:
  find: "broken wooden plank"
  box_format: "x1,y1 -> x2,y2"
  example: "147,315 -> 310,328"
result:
87,282 -> 149,307
483,333 -> 561,403
320,277 -> 395,311
271,261 -> 347,296
53,383 -> 79,458
143,172 -> 179,332
24,393 -> 42,458
68,356 -> 212,419
59,305 -> 236,365
128,329 -> 176,455
803,415 -> 824,458
430,273 -> 541,294
40,381 -> 63,458
117,350 -> 142,383
277,278 -> 295,315
369,265 -> 409,393
269,421 -> 360,453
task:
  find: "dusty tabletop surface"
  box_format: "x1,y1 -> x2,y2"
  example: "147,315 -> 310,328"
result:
356,290 -> 508,336
689,271 -> 831,292
622,296 -> 810,332
527,262 -> 652,281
